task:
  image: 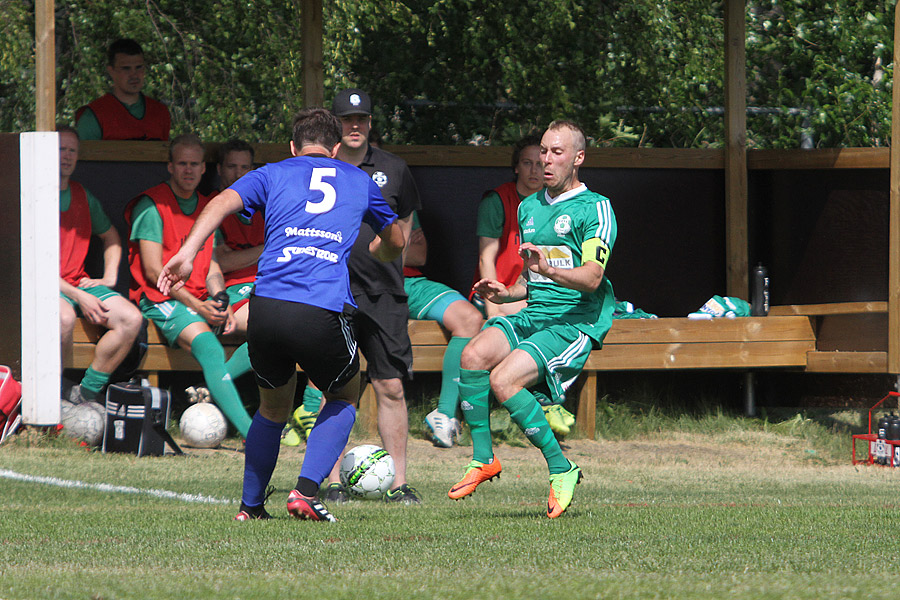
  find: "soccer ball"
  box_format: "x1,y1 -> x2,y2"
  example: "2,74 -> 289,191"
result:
339,444 -> 395,499
61,400 -> 105,446
179,402 -> 227,448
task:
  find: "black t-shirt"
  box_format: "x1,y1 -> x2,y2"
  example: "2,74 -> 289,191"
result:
348,145 -> 421,296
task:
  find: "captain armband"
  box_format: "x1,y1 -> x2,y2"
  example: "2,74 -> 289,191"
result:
581,238 -> 610,269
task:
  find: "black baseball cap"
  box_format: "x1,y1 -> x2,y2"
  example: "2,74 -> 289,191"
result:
332,88 -> 372,117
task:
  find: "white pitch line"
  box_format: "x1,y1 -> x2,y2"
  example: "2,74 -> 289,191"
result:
0,469 -> 233,505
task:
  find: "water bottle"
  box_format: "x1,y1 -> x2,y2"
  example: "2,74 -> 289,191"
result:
211,291 -> 230,336
889,416 -> 900,466
751,264 -> 769,316
876,414 -> 891,465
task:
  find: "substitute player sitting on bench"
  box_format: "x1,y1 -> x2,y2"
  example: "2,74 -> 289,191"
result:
404,211 -> 483,448
58,125 -> 144,405
125,133 -> 253,437
213,138 -> 259,337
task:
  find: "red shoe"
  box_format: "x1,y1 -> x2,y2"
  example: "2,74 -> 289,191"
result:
448,456 -> 502,500
287,489 -> 336,522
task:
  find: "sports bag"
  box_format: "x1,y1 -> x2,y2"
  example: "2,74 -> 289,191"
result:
102,378 -> 182,456
0,365 -> 22,444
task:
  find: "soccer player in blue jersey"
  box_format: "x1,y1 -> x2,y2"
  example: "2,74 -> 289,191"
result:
158,108 -> 405,522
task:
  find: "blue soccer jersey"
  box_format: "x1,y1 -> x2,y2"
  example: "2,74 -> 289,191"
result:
229,155 -> 396,311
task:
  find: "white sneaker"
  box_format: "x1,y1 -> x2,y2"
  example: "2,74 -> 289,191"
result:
425,409 -> 460,448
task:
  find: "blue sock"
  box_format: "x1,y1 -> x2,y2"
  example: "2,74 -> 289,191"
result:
299,400 -> 356,486
241,412 -> 285,507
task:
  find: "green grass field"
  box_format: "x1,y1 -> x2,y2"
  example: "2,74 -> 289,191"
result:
2,409 -> 899,600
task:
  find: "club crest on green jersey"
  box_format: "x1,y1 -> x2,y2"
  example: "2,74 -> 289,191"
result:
554,215 -> 572,236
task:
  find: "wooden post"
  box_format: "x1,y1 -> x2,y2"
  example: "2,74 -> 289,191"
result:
357,384 -> 378,438
724,0 -> 749,299
301,0 -> 324,108
35,0 -> 55,131
576,373 -> 596,439
889,2 -> 900,374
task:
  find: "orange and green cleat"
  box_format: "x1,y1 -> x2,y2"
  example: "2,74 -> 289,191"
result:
448,457 -> 502,500
547,462 -> 582,518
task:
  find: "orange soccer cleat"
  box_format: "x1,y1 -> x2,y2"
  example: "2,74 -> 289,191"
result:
448,456 -> 502,500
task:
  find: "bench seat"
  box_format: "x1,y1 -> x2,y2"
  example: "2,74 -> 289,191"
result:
67,313 -> 821,438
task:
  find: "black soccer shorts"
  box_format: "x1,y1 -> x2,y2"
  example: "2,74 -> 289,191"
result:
247,294 -> 359,392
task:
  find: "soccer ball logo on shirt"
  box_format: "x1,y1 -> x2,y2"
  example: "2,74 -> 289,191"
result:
554,214 -> 572,236
372,171 -> 388,187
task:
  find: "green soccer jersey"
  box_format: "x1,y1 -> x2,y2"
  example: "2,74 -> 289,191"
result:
517,184 -> 617,343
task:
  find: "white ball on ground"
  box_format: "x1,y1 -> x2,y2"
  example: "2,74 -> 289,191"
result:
180,402 -> 227,448
61,401 -> 105,446
339,444 -> 395,499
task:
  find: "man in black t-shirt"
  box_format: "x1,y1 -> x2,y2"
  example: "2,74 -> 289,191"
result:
325,88 -> 422,504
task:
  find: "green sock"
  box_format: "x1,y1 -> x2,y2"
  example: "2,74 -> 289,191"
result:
80,366 -> 110,399
504,389 -> 570,474
191,331 -> 252,437
458,368 -> 492,463
437,336 -> 469,418
301,384 -> 324,413
225,342 -> 252,380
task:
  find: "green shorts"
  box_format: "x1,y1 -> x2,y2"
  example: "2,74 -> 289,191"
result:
487,310 -> 594,405
139,297 -> 207,347
61,285 -> 121,316
226,282 -> 255,311
404,276 -> 467,322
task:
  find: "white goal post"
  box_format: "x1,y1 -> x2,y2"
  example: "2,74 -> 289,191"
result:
20,131 -> 60,426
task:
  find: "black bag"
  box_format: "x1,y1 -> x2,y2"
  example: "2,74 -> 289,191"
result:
103,379 -> 182,456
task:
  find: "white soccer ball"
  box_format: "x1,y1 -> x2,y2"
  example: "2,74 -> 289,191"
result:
339,444 -> 395,499
61,401 -> 105,446
180,402 -> 227,448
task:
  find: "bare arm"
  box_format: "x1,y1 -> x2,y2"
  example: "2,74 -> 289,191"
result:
404,226 -> 427,268
370,214 -> 410,262
60,277 -> 109,325
372,218 -> 407,263
144,238 -> 228,328
215,242 -> 264,275
477,236 -> 500,281
472,272 -> 528,305
206,257 -> 235,334
157,190 -> 245,295
519,243 -> 605,293
78,226 -> 122,288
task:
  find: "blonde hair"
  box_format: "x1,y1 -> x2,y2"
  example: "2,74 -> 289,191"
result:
546,120 -> 586,152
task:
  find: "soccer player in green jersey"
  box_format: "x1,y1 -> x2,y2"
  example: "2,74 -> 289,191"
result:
448,120 -> 617,518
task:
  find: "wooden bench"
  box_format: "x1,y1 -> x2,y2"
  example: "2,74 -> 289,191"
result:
68,312 -> 819,439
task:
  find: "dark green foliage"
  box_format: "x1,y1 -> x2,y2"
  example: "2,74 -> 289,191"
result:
746,0 -> 894,148
1,1 -> 895,147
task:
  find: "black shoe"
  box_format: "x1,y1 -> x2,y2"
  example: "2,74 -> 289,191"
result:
383,483 -> 422,504
234,485 -> 275,521
234,504 -> 272,521
322,482 -> 351,504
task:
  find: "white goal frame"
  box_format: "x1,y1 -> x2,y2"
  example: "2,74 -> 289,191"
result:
20,132 -> 60,426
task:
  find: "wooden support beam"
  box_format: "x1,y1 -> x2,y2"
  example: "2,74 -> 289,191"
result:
301,0 -> 324,108
769,302 -> 888,316
35,0 -> 55,131
889,2 -> 900,374
575,373 -> 596,439
724,0 -> 749,300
